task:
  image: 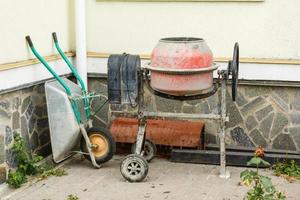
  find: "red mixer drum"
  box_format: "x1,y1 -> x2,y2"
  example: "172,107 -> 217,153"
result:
147,37 -> 217,96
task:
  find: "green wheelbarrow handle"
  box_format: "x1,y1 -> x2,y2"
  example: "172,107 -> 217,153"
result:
25,35 -> 82,124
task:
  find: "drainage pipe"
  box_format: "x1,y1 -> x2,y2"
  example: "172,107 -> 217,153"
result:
75,0 -> 88,89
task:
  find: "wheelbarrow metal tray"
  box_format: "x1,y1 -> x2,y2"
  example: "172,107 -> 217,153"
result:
45,78 -> 86,163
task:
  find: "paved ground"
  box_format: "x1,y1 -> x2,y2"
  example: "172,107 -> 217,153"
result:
1,155 -> 300,200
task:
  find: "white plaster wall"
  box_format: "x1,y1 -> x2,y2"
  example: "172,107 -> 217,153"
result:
86,0 -> 300,59
0,0 -> 75,64
88,57 -> 300,82
0,59 -> 74,92
1,56 -> 300,91
1,0 -> 300,91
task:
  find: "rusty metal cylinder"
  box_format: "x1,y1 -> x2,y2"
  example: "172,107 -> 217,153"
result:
148,37 -> 215,96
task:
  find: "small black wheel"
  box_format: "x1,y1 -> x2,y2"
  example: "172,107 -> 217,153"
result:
131,139 -> 157,162
80,127 -> 116,165
120,154 -> 148,182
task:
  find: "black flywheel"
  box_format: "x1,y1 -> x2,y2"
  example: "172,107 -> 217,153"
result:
227,42 -> 239,101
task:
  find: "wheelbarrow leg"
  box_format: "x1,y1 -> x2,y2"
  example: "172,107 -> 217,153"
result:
79,124 -> 102,169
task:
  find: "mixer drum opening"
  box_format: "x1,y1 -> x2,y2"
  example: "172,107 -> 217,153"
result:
149,37 -> 216,96
160,37 -> 204,42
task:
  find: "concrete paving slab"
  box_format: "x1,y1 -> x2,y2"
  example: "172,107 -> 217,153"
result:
1,155 -> 300,200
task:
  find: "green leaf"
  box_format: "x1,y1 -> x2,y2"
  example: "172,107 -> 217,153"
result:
247,157 -> 270,167
276,192 -> 286,200
242,156 -> 287,200
240,170 -> 256,186
6,132 -> 46,188
240,170 -> 252,178
247,157 -> 261,166
7,170 -> 27,188
260,176 -> 273,191
260,159 -> 271,167
263,194 -> 274,200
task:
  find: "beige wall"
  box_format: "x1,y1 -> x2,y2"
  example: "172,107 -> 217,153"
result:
1,0 -> 300,64
86,0 -> 300,59
0,0 -> 75,64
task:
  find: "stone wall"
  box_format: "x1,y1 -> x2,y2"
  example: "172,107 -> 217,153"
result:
89,78 -> 300,152
0,84 -> 51,183
0,77 -> 299,183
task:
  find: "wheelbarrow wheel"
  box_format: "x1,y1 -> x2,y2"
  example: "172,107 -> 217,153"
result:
131,139 -> 157,162
80,127 -> 116,165
120,154 -> 148,182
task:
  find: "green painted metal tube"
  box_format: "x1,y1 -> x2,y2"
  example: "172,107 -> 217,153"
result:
52,32 -> 91,119
25,36 -> 82,123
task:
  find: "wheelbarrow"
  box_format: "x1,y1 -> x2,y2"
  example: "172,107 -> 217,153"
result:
25,33 -> 116,168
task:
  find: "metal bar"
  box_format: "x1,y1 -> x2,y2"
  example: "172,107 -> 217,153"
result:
144,111 -> 221,120
110,111 -> 221,120
143,63 -> 219,74
79,124 -> 102,168
92,99 -> 109,116
134,124 -> 146,155
134,70 -> 147,156
70,93 -> 101,101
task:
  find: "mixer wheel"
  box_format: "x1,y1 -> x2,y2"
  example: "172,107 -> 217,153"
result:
227,42 -> 239,101
131,139 -> 157,162
120,154 -> 148,182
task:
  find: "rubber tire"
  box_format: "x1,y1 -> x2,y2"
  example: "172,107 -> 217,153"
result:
231,42 -> 239,102
120,154 -> 148,182
131,139 -> 157,162
80,127 -> 116,165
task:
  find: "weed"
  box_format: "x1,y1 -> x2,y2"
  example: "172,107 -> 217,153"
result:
7,170 -> 27,188
7,133 -> 42,188
7,133 -> 67,188
273,160 -> 300,182
240,147 -> 286,200
67,194 -> 79,200
39,168 -> 68,180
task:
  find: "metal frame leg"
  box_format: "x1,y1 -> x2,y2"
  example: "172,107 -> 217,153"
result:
134,123 -> 146,155
219,78 -> 230,179
134,69 -> 147,156
80,124 -> 102,169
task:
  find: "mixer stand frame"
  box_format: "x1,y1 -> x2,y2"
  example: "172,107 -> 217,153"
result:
118,43 -> 239,182
116,69 -> 231,181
